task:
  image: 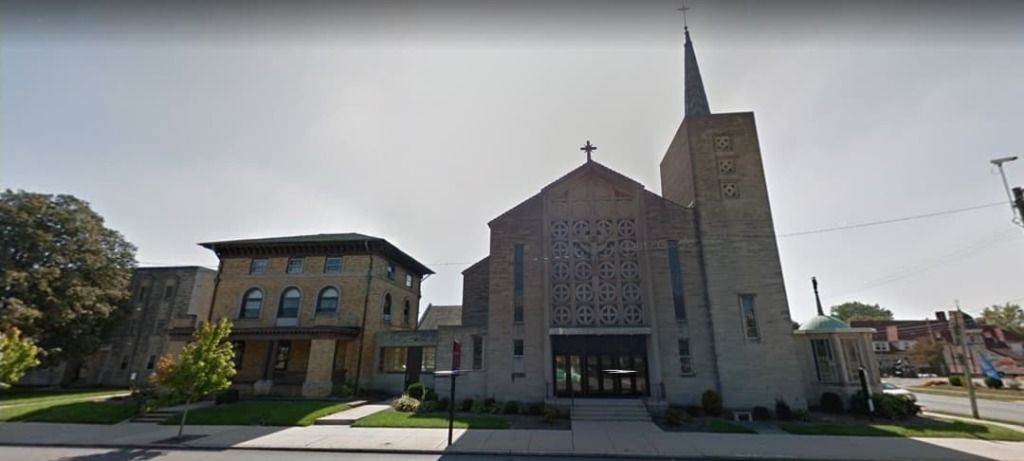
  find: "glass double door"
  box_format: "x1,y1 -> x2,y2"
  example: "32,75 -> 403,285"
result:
552,334 -> 648,398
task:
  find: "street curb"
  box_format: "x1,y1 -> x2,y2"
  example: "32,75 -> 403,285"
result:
0,441 -> 993,461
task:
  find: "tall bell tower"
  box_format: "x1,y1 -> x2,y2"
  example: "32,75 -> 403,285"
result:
659,27 -> 807,409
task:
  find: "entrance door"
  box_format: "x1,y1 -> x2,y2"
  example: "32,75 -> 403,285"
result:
551,335 -> 648,398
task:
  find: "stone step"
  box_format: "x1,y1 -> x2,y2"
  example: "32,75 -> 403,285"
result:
573,414 -> 653,421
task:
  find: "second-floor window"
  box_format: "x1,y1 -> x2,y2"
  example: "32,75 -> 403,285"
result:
316,287 -> 339,313
403,299 -> 411,326
286,257 -> 304,274
382,293 -> 392,322
278,288 -> 301,318
250,258 -> 268,274
324,257 -> 342,273
386,261 -> 396,280
405,273 -> 413,288
240,288 -> 263,319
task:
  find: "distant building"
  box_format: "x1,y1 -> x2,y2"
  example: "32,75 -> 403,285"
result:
18,266 -> 216,387
851,311 -> 1024,377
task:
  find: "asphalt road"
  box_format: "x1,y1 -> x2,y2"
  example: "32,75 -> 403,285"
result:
915,392 -> 1024,424
0,447 -> 657,461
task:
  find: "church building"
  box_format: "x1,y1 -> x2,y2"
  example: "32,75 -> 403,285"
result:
380,28 -> 882,412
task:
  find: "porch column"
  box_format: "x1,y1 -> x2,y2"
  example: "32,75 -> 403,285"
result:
302,339 -> 337,398
253,340 -> 275,395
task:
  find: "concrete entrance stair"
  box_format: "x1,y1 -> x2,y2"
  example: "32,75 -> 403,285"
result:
569,399 -> 651,422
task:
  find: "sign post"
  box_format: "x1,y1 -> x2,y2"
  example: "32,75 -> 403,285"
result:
447,340 -> 462,446
857,367 -> 874,420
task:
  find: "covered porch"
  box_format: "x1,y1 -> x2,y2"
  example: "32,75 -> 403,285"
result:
230,326 -> 359,398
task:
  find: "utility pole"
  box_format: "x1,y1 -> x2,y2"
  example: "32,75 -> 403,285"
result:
952,301 -> 980,419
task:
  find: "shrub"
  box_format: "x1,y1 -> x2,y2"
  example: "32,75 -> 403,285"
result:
820,392 -> 844,413
774,399 -> 793,421
406,382 -> 426,400
423,387 -> 438,402
503,401 -> 520,414
685,405 -> 703,417
471,401 -> 485,413
438,398 -> 451,411
542,406 -> 560,424
948,375 -> 964,387
461,398 -> 474,412
664,407 -> 688,426
392,395 -> 421,412
792,409 -> 811,422
752,406 -> 771,421
873,393 -> 920,420
701,390 -> 723,416
849,391 -> 869,414
527,402 -> 544,416
985,377 -> 1004,389
417,400 -> 440,413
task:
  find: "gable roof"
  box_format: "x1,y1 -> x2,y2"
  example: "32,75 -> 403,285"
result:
199,233 -> 433,275
418,304 -> 462,330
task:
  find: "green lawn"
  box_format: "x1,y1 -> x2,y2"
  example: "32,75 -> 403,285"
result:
780,421 -> 1024,441
353,409 -> 510,429
162,400 -> 350,426
0,388 -> 132,423
709,420 -> 756,434
909,386 -> 1024,402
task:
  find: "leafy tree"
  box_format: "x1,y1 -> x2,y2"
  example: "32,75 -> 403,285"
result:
906,336 -> 946,374
150,319 -> 236,440
0,327 -> 42,388
0,190 -> 136,379
979,303 -> 1024,336
830,302 -> 893,322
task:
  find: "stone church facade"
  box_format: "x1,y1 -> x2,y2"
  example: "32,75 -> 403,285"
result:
405,29 -> 880,410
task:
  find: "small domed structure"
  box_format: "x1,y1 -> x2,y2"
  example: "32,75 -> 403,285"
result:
799,314 -> 850,332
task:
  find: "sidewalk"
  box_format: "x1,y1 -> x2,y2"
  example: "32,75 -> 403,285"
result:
1,419 -> 1022,460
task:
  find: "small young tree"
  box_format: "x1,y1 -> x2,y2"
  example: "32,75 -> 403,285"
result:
150,319 -> 236,440
0,327 -> 42,388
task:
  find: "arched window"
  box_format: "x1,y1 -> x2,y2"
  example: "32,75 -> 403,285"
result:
240,288 -> 263,319
317,287 -> 339,313
403,299 -> 411,326
382,293 -> 392,322
278,287 -> 301,318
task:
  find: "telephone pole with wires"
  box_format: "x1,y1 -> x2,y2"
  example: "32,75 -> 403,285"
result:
951,300 -> 980,419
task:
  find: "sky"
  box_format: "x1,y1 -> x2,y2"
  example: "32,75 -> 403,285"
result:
3,0 -> 1024,323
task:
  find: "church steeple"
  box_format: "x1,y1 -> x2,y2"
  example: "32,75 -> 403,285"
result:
684,27 -> 711,117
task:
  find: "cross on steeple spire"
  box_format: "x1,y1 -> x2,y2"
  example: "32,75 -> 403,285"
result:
580,140 -> 597,162
681,3 -> 711,117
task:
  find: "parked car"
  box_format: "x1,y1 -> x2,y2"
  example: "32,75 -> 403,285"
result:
882,382 -> 917,402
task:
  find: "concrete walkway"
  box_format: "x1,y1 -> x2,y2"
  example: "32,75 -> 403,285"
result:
314,402 -> 389,425
1,420 -> 1022,460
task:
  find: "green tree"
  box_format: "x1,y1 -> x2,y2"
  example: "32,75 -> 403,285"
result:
0,327 -> 42,388
907,336 -> 946,374
150,319 -> 236,440
0,190 -> 136,381
979,303 -> 1024,336
830,302 -> 894,322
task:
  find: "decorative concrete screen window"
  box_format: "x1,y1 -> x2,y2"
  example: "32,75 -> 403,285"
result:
286,257 -> 304,274
739,294 -> 760,340
714,135 -> 732,152
718,158 -> 736,176
249,258 -> 268,274
721,182 -> 739,199
324,257 -> 342,273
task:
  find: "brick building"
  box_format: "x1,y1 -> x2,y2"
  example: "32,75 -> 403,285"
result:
179,233 -> 432,398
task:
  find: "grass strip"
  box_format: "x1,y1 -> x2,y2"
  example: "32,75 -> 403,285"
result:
162,400 -> 350,426
353,409 -> 510,429
8,401 -> 136,424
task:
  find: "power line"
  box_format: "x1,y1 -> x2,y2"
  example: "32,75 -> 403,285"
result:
777,201 -> 1004,238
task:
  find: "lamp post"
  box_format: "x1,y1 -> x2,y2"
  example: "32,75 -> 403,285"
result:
990,156 -> 1020,226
